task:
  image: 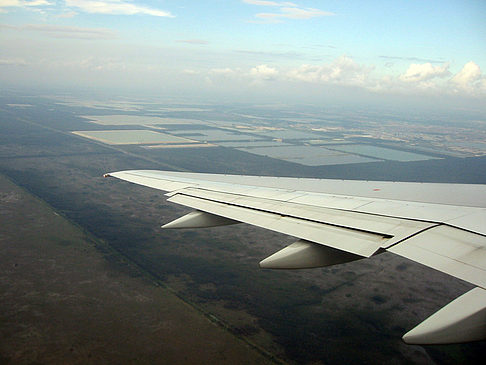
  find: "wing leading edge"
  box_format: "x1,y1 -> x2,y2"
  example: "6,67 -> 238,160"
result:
104,170 -> 486,344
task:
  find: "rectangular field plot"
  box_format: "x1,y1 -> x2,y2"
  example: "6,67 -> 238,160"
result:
217,141 -> 290,148
83,115 -> 200,125
72,130 -> 196,145
254,130 -> 321,140
238,145 -> 380,166
331,144 -> 439,162
171,129 -> 263,142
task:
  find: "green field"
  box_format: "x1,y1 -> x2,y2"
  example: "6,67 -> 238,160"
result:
84,115 -> 200,125
73,130 -> 196,145
331,144 -> 439,162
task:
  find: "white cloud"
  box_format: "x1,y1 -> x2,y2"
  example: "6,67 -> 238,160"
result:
377,61 -> 485,96
243,1 -> 298,7
65,0 -> 174,17
243,0 -> 280,5
451,61 -> 483,88
202,57 -> 484,98
176,39 -> 209,45
61,56 -> 127,72
380,55 -> 444,64
287,56 -> 372,86
0,0 -> 172,17
256,6 -> 334,20
24,0 -> 50,6
0,58 -> 27,66
210,68 -> 236,76
0,23 -> 15,29
448,61 -> 486,96
0,1 -> 21,6
2,23 -> 116,39
399,62 -> 450,82
0,0 -> 52,10
55,11 -> 77,18
243,0 -> 334,22
250,64 -> 279,80
201,56 -> 375,88
234,49 -> 302,59
26,24 -> 116,39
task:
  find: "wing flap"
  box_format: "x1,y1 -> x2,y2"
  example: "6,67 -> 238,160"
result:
168,187 -> 435,248
444,210 -> 486,236
168,193 -> 387,257
388,225 -> 486,288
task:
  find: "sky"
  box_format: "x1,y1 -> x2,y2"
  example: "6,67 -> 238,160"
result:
1,0 -> 485,108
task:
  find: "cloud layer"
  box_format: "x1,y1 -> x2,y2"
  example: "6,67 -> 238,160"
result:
399,63 -> 450,83
0,0 -> 52,12
0,0 -> 173,17
202,57 -> 485,98
243,0 -> 334,22
451,61 -> 486,93
2,23 -> 116,39
176,39 -> 209,45
65,0 -> 173,17
1,1 -> 483,105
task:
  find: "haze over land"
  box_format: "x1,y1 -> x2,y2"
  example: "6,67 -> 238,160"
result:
1,1 -> 485,110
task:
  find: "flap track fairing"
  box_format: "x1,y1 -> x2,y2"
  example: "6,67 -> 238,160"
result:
403,287 -> 486,344
162,210 -> 239,229
259,239 -> 362,269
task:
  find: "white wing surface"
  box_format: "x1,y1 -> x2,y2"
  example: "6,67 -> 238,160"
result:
105,170 -> 486,345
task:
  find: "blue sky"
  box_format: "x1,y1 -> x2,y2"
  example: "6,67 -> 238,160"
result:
1,1 -> 485,107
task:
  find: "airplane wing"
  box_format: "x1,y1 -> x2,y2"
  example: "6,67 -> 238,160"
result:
104,169 -> 486,345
